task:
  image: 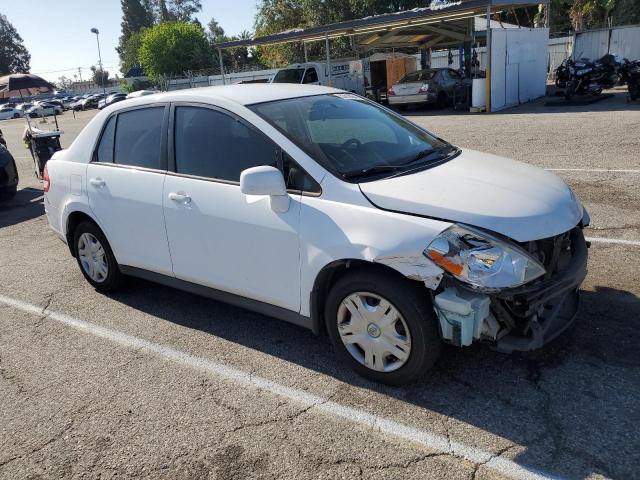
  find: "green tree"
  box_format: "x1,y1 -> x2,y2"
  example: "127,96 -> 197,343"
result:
610,0 -> 640,26
117,0 -> 155,67
150,0 -> 202,22
0,14 -> 30,74
57,75 -> 73,89
138,21 -> 213,79
90,66 -> 109,86
168,0 -> 202,21
120,30 -> 145,75
206,17 -> 225,44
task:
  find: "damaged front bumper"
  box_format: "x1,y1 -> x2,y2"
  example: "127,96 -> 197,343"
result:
434,227 -> 588,352
492,227 -> 588,352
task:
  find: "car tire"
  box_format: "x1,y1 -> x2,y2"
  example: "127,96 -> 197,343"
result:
73,221 -> 123,292
12,113 -> 19,119
436,91 -> 448,109
0,186 -> 17,201
325,269 -> 442,385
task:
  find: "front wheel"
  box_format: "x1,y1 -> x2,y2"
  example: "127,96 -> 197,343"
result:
325,269 -> 442,385
565,80 -> 577,100
73,221 -> 123,292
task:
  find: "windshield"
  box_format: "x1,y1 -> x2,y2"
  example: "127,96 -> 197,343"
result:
250,94 -> 454,181
399,70 -> 437,83
272,68 -> 305,84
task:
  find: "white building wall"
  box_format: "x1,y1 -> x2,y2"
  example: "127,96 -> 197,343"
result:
610,25 -> 640,60
573,28 -> 610,60
490,28 -> 549,112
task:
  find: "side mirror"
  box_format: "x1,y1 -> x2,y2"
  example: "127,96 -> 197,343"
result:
240,165 -> 290,213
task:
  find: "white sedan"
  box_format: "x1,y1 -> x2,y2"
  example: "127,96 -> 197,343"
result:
27,103 -> 63,118
44,85 -> 589,384
0,107 -> 21,120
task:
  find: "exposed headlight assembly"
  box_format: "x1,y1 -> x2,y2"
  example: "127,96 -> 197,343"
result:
424,225 -> 546,290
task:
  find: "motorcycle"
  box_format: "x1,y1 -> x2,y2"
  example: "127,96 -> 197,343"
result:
620,58 -> 640,101
555,54 -> 621,100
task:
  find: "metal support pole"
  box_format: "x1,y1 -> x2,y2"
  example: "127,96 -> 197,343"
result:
325,34 -> 332,87
218,48 -> 226,85
303,42 -> 308,63
91,29 -> 106,95
545,0 -> 550,28
485,5 -> 492,112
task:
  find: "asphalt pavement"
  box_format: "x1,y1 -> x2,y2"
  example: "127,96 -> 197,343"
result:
0,93 -> 639,480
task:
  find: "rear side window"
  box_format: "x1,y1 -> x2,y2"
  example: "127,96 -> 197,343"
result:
174,106 -> 278,182
114,107 -> 164,169
96,115 -> 116,163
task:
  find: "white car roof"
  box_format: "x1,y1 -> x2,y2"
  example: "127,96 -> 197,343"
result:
120,84 -> 342,108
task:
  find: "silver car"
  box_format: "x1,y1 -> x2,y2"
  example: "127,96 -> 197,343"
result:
388,68 -> 463,108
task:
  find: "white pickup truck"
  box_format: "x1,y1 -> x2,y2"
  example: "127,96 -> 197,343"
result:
271,61 -> 366,95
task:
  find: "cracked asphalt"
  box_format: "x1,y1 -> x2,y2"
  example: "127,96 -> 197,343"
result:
1,91 -> 639,480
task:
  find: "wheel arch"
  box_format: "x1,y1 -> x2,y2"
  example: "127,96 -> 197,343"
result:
309,258 -> 423,336
65,210 -> 102,257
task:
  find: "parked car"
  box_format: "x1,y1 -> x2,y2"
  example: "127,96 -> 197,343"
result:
44,85 -> 589,385
0,135 -> 19,200
73,97 -> 100,111
388,68 -> 465,108
60,97 -> 76,109
15,103 -> 33,113
126,90 -> 157,98
98,93 -> 127,110
0,106 -> 22,120
47,99 -> 65,111
27,102 -> 63,118
271,61 -> 366,96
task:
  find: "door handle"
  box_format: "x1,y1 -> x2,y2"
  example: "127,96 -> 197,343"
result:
168,192 -> 192,204
89,178 -> 105,187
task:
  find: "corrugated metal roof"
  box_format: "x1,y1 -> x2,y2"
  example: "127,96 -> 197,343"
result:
216,0 -> 544,49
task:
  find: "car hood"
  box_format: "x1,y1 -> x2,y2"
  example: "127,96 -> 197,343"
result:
359,149 -> 583,242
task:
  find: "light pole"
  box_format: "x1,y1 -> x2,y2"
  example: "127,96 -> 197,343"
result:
90,28 -> 106,95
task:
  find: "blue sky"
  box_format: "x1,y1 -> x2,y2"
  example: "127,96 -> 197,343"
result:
2,0 -> 257,82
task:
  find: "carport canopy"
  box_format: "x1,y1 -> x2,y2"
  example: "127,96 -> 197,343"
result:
215,0 -> 547,52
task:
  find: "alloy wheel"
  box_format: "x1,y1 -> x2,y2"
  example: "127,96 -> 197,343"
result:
337,292 -> 412,372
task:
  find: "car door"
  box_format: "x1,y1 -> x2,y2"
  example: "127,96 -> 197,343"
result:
443,69 -> 460,92
86,104 -> 173,276
163,103 -> 302,311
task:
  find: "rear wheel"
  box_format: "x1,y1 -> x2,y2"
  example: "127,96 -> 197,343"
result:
436,91 -> 448,109
325,269 -> 441,385
73,221 -> 122,292
0,186 -> 17,201
12,113 -> 19,119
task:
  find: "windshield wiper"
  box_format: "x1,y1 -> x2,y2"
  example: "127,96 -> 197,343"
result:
399,145 -> 456,166
341,145 -> 458,181
341,164 -> 403,180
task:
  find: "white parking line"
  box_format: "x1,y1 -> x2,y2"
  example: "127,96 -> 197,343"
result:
545,168 -> 640,173
585,236 -> 640,246
0,293 -> 554,480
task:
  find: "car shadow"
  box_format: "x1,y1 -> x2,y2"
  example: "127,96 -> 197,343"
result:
0,187 -> 44,229
107,280 -> 638,480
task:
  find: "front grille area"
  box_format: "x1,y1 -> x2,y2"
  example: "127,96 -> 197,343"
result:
518,229 -> 574,280
490,227 -> 588,352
